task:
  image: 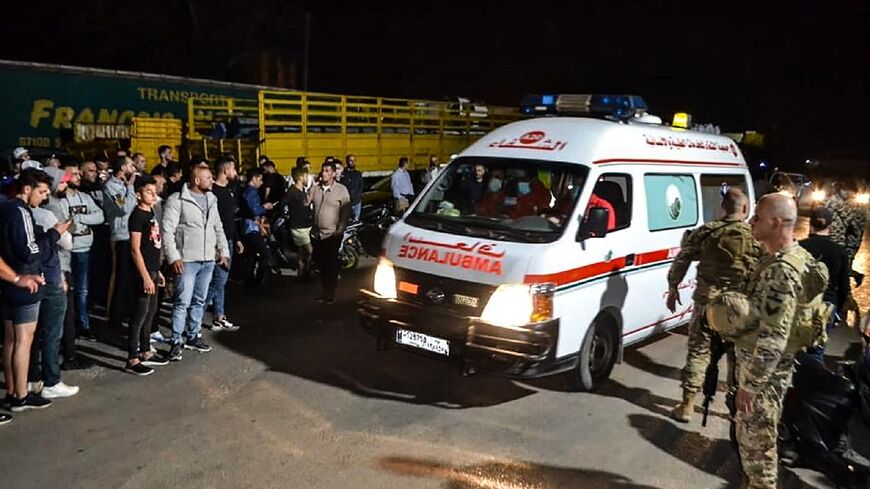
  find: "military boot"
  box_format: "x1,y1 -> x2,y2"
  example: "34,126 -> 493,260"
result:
671,391 -> 696,423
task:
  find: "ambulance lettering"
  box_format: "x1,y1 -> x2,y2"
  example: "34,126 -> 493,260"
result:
488,130 -> 568,151
397,235 -> 504,276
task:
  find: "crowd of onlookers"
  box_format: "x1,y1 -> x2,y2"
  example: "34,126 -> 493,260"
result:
0,145 -> 370,426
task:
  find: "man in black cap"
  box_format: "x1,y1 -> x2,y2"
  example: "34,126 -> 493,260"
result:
799,206 -> 851,362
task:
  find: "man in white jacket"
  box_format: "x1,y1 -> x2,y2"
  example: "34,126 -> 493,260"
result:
162,165 -> 229,361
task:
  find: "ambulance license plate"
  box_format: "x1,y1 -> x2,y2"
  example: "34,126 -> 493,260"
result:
395,328 -> 450,356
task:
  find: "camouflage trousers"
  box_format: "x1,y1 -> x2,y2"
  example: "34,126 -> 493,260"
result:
681,305 -> 712,394
734,348 -> 795,489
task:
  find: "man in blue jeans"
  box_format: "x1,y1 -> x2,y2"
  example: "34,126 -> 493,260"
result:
47,162 -> 104,341
162,165 -> 229,361
206,156 -> 242,331
31,188 -> 80,399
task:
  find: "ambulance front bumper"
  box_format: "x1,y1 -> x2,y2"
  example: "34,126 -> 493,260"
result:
358,289 -> 567,378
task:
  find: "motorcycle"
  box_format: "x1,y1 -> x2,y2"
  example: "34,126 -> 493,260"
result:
356,203 -> 400,258
778,352 -> 870,489
339,221 -> 362,270
235,201 -> 300,286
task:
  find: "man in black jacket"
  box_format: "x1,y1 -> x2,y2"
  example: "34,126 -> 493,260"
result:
205,156 -> 242,331
342,154 -> 364,221
1,169 -> 70,412
800,206 -> 850,362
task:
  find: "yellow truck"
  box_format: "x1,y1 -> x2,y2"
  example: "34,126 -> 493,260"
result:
187,90 -> 526,175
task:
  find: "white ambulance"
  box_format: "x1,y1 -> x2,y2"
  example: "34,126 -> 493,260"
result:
359,94 -> 755,391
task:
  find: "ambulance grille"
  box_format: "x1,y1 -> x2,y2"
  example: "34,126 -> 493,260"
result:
394,268 -> 496,316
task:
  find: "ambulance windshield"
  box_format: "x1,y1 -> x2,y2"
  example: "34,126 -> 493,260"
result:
406,157 -> 588,243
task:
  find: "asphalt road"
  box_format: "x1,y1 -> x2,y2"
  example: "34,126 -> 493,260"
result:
1,221 -> 868,489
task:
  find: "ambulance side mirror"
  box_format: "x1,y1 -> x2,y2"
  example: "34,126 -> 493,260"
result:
577,207 -> 609,241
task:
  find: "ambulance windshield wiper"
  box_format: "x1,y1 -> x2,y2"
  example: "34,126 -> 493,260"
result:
442,216 -> 544,243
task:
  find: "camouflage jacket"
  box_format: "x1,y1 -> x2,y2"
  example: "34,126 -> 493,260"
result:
667,218 -> 763,304
826,195 -> 866,257
737,243 -> 806,393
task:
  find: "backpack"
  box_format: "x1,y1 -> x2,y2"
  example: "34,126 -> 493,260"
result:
778,250 -> 833,354
706,247 -> 832,353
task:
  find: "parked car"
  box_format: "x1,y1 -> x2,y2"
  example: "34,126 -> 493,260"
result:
360,169 -> 428,208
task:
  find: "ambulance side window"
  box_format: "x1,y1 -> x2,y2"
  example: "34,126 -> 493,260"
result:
643,174 -> 698,231
588,174 -> 632,231
700,175 -> 749,222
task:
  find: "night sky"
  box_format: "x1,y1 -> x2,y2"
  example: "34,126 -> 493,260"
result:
4,1 -> 870,167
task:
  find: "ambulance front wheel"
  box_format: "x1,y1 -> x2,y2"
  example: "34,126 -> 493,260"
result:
566,319 -> 618,392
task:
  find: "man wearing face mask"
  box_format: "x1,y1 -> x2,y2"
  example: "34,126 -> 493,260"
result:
477,168 -> 507,216
503,169 -> 550,219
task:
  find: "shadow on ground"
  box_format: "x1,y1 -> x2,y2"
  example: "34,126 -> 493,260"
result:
376,455 -> 662,489
628,413 -> 817,489
211,267 -> 537,408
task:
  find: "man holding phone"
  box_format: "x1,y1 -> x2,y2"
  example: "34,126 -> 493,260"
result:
47,162 -> 104,342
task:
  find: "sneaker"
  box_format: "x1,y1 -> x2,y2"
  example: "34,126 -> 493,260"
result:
184,338 -> 213,353
140,354 -> 169,367
42,382 -> 80,399
167,344 -> 183,362
150,331 -> 167,344
27,381 -> 43,394
3,393 -> 12,409
222,318 -> 240,332
214,317 -> 239,331
209,319 -> 225,331
10,392 -> 52,412
125,363 -> 154,376
0,413 -> 11,426
79,330 -> 98,342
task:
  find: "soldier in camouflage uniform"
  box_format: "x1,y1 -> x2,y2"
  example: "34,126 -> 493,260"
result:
666,188 -> 762,423
826,181 -> 866,261
735,194 -> 804,489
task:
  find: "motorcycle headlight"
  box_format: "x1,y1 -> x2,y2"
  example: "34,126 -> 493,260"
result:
373,258 -> 397,299
480,283 -> 555,327
811,190 -> 826,202
857,193 -> 870,205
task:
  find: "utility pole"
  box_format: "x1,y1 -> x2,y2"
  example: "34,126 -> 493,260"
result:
302,10 -> 312,92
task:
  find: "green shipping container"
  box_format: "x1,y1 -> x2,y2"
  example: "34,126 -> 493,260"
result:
0,59 -> 261,151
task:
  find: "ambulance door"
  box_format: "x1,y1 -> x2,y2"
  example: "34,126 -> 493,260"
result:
622,172 -> 701,344
574,173 -> 641,336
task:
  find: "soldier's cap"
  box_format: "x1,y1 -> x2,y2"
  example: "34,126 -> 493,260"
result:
810,206 -> 834,230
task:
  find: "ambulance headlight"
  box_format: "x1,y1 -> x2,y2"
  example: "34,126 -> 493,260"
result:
857,193 -> 870,205
373,258 -> 397,299
811,189 -> 826,202
480,283 -> 555,327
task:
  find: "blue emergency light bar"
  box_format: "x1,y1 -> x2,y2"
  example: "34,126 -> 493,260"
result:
521,94 -> 649,120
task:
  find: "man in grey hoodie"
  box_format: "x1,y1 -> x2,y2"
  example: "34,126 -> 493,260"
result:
103,156 -> 138,328
47,162 -> 105,341
162,165 -> 229,361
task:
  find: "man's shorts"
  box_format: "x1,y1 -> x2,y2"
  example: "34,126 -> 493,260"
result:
291,227 -> 312,247
1,302 -> 40,325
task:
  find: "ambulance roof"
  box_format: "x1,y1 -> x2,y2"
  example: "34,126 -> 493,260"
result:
461,117 -> 747,169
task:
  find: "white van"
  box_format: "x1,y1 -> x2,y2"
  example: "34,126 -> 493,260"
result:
359,94 -> 755,391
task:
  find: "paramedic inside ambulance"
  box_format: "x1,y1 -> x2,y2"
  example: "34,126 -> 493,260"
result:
476,167 -> 507,216
503,168 -> 551,219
